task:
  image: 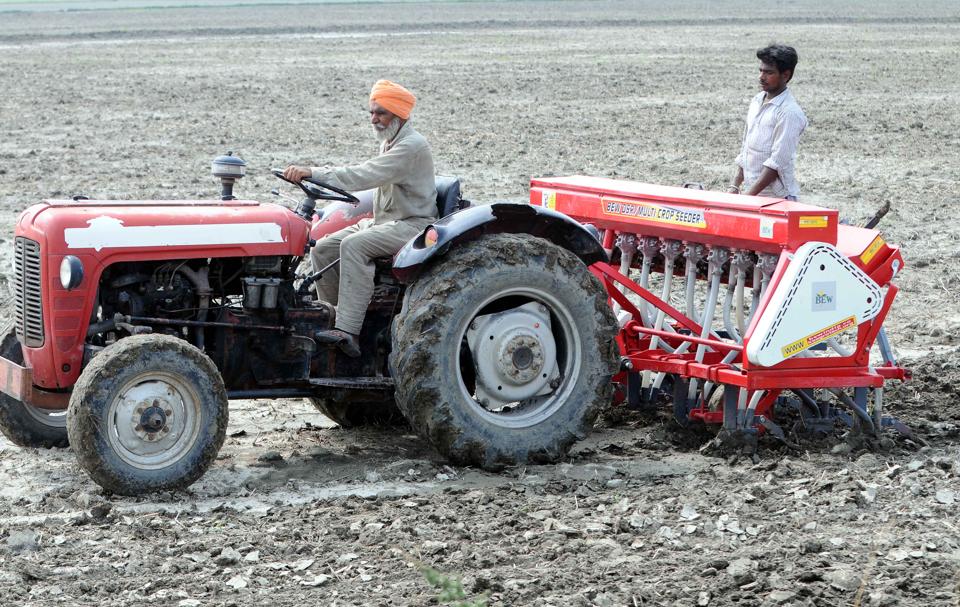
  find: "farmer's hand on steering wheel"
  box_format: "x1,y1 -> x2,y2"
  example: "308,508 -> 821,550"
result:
271,167 -> 360,204
283,165 -> 312,182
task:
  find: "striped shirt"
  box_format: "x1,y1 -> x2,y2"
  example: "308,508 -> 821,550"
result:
736,88 -> 808,199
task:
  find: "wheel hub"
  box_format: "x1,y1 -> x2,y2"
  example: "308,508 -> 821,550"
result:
511,344 -> 535,370
466,301 -> 560,410
108,377 -> 199,468
500,337 -> 544,383
139,403 -> 169,434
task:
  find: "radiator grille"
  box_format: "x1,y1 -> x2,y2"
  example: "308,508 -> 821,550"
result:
14,237 -> 44,348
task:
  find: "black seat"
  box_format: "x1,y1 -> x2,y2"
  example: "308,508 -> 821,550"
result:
435,176 -> 466,218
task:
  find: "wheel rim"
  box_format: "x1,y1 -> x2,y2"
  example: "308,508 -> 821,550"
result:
23,403 -> 67,429
458,287 -> 582,429
106,372 -> 202,470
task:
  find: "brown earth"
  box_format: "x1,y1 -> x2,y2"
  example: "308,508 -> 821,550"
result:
1,1 -> 959,606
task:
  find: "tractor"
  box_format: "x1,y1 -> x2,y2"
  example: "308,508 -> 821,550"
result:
0,154 -> 618,495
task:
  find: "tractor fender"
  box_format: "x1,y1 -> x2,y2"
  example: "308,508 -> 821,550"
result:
392,202 -> 608,284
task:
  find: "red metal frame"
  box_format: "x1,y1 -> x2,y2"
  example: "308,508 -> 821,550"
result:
532,176 -> 839,254
538,176 -> 908,428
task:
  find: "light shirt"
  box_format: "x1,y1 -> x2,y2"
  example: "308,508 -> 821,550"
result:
311,121 -> 438,225
736,88 -> 808,198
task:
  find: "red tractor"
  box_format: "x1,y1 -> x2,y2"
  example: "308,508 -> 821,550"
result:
0,155 -> 619,495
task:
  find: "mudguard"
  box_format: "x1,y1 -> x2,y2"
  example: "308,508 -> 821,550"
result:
392,203 -> 608,283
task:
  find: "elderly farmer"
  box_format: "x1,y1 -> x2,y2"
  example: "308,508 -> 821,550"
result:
284,80 -> 437,357
728,44 -> 808,200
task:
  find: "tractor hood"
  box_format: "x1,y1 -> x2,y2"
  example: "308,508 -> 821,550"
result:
8,198 -> 312,392
18,198 -> 311,259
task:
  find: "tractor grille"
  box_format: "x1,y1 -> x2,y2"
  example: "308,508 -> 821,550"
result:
14,237 -> 44,348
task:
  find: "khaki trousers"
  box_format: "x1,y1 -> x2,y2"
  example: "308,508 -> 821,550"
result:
310,217 -> 433,335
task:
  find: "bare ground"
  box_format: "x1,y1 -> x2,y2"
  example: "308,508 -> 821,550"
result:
1,1 -> 960,606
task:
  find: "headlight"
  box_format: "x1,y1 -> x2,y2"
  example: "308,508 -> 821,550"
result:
59,256 -> 84,290
423,226 -> 439,247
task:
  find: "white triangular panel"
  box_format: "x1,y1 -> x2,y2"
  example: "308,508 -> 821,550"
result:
746,242 -> 883,367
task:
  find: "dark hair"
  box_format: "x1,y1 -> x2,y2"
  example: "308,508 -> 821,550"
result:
756,44 -> 799,74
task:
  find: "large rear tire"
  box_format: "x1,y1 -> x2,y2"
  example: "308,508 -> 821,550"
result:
389,234 -> 618,469
0,326 -> 68,448
67,334 -> 228,495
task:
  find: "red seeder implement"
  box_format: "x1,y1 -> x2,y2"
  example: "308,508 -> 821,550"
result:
531,176 -> 909,445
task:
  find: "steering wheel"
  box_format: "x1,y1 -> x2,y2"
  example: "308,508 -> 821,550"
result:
271,168 -> 360,204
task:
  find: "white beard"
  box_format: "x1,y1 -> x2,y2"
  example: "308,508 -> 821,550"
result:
373,117 -> 402,143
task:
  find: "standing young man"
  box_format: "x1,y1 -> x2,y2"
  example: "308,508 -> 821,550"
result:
729,44 -> 808,200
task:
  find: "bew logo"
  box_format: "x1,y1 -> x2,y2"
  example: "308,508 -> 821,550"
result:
815,292 -> 833,305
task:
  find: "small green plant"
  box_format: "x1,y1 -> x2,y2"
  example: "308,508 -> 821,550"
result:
421,566 -> 488,607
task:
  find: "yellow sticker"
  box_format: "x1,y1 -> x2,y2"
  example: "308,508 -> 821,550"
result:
780,316 -> 856,358
601,198 -> 707,228
860,235 -> 885,265
798,215 -> 829,228
541,191 -> 557,210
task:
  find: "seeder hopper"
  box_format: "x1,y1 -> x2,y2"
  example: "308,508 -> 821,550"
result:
531,176 -> 909,447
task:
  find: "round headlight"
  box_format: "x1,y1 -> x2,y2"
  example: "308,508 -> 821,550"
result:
60,256 -> 84,290
423,226 -> 439,247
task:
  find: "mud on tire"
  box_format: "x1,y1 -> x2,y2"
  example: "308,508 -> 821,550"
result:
0,325 -> 69,448
389,234 -> 619,469
67,334 -> 228,495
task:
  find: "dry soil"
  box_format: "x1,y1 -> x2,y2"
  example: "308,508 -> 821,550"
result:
1,1 -> 959,606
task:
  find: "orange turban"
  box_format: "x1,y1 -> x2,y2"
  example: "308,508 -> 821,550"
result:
369,80 -> 417,119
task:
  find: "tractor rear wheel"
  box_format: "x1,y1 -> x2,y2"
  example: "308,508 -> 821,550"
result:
309,395 -> 405,428
67,334 -> 228,495
390,234 -> 618,469
0,326 -> 69,448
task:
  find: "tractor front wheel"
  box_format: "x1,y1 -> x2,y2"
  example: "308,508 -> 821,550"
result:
390,234 -> 618,469
67,334 -> 228,495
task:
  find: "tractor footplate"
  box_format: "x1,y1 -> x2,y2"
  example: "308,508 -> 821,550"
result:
307,377 -> 395,390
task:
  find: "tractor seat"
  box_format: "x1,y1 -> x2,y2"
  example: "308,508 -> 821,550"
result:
434,175 -> 466,218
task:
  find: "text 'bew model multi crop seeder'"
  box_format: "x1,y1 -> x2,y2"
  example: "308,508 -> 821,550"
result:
531,176 -> 909,446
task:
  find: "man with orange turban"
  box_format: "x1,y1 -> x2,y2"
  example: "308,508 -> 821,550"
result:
284,80 -> 437,357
